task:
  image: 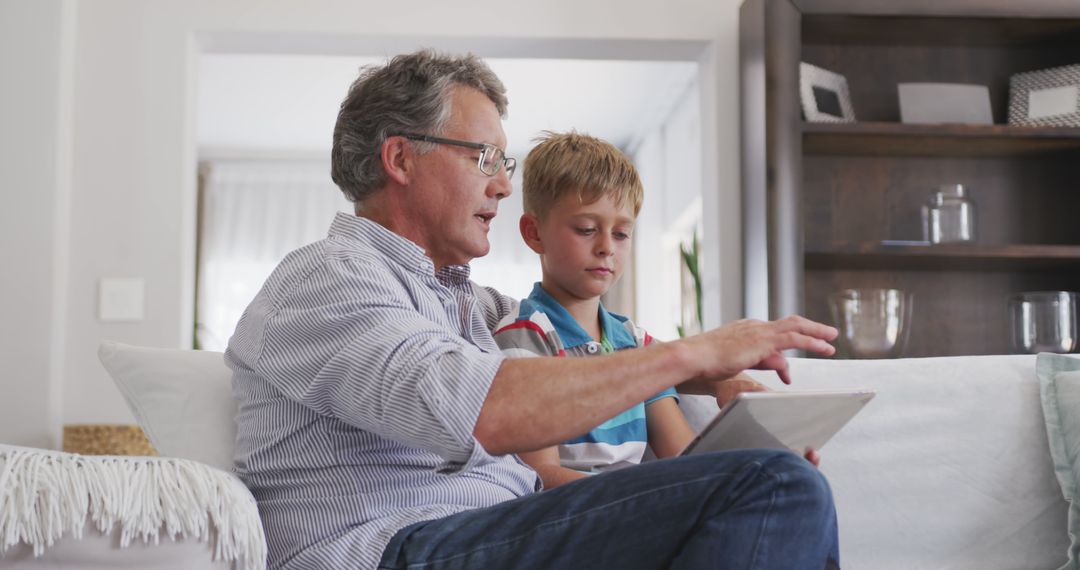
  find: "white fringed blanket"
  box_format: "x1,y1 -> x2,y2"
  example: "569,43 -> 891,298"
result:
0,444 -> 266,570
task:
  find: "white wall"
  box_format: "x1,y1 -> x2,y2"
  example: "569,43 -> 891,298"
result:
633,82 -> 704,342
0,0 -> 74,448
0,0 -> 746,447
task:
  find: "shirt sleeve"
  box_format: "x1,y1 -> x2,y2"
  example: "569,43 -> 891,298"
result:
472,282 -> 521,332
246,257 -> 505,472
632,323 -> 679,405
645,387 -> 679,405
492,309 -> 566,358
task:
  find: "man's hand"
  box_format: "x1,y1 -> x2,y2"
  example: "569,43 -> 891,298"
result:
676,316 -> 837,393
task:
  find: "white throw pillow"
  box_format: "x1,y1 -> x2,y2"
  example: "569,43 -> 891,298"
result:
98,341 -> 236,470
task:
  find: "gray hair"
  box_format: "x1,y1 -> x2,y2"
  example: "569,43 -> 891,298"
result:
331,50 -> 508,204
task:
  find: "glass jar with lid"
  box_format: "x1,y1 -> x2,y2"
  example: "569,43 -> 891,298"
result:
922,184 -> 976,244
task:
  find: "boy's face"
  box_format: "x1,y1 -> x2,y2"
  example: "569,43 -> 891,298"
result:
524,192 -> 636,305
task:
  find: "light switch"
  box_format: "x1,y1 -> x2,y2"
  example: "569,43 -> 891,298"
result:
98,278 -> 145,322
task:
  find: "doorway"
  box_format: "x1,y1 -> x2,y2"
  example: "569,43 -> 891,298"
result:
193,42 -> 707,349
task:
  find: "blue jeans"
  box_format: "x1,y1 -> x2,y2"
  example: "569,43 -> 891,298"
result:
378,449 -> 840,569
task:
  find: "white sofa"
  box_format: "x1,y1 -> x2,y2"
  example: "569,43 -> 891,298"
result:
0,445 -> 266,570
5,343 -> 1077,569
0,344 -> 266,570
686,354 -> 1078,570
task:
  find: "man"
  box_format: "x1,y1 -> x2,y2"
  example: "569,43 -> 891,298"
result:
227,49 -> 841,569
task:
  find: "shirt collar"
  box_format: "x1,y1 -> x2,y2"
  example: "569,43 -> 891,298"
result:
436,264 -> 472,287
329,212 -> 472,282
526,283 -> 636,350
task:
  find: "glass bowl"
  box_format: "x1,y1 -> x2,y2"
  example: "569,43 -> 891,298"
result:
1008,291 -> 1078,354
829,288 -> 913,359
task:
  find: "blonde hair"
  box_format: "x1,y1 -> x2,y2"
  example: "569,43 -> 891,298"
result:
522,131 -> 644,220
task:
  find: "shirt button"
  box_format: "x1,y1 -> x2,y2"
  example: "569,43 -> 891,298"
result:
586,342 -> 600,354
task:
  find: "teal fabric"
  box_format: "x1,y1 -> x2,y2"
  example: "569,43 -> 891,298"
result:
1038,353 -> 1080,570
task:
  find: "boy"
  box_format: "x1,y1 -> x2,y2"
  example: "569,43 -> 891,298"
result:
493,131 -> 697,488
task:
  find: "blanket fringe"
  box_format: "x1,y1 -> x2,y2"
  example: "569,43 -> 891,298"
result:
0,445 -> 266,570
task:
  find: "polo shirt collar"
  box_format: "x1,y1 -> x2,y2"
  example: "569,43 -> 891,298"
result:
527,283 -> 635,350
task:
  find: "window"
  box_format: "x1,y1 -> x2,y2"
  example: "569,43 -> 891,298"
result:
195,160 -> 350,350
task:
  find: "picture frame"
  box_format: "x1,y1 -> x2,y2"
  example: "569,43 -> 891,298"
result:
898,83 -> 992,125
1008,64 -> 1080,127
799,62 -> 856,123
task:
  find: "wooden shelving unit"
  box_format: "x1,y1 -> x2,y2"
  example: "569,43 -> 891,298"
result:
806,243 -> 1080,271
803,122 -> 1080,157
740,0 -> 1080,357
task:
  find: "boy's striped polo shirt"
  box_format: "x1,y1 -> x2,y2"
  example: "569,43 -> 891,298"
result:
493,283 -> 677,473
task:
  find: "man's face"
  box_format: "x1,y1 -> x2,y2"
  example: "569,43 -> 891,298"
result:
533,193 -> 636,306
407,86 -> 513,269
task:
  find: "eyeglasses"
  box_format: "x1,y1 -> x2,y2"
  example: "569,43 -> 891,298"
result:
395,133 -> 516,179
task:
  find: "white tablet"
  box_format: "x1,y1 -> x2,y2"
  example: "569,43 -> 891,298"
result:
680,390 -> 875,456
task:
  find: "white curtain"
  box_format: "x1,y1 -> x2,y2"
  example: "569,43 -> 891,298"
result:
195,160 -> 351,351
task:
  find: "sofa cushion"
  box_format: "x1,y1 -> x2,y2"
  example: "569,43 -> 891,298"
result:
681,354 -> 1069,569
1038,352 -> 1080,570
98,341 -> 235,470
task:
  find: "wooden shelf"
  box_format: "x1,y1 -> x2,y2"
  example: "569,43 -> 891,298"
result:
743,0 -> 1080,356
803,15 -> 1080,48
803,122 -> 1080,157
806,242 -> 1080,271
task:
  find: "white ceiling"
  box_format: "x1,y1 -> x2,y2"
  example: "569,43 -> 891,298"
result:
197,54 -> 698,160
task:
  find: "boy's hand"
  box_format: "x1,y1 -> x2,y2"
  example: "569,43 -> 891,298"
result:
711,373 -> 769,408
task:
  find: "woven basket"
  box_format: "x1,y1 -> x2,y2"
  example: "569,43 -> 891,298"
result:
62,424 -> 157,456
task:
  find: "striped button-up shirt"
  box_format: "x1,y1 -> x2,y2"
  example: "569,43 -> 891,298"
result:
227,212 -> 540,570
